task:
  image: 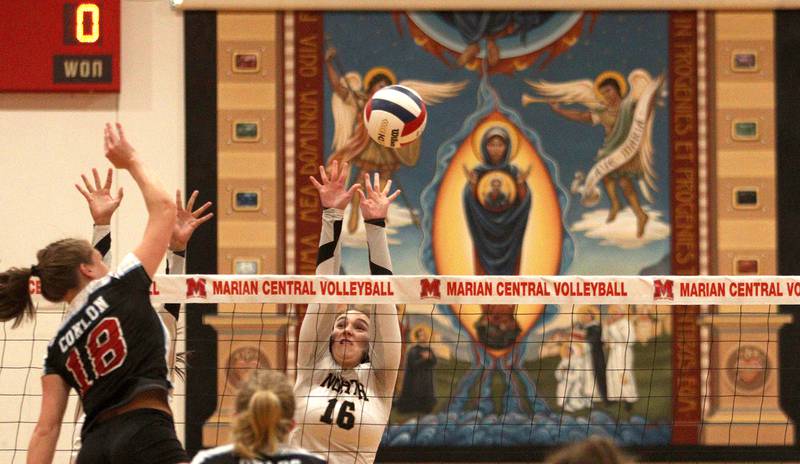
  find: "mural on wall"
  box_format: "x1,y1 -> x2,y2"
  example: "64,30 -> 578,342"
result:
294,10 -> 686,447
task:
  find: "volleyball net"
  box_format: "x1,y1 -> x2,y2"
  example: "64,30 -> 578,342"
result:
3,274 -> 800,462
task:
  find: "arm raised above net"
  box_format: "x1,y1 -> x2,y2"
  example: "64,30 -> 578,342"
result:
297,208 -> 346,370
359,172 -> 402,384
364,220 -> 401,385
298,162 -> 360,369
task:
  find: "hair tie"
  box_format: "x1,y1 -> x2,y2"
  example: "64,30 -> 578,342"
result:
30,265 -> 40,277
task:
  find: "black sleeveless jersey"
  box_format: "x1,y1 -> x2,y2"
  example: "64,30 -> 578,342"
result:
43,253 -> 170,434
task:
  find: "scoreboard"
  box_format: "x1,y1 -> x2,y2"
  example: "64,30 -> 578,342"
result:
0,0 -> 120,92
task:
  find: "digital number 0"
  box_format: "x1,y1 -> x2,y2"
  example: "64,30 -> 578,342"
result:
76,4 -> 100,44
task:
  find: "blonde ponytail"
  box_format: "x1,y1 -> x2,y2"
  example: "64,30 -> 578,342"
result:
231,370 -> 295,459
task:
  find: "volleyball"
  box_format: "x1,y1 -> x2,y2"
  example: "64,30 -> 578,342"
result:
364,85 -> 427,148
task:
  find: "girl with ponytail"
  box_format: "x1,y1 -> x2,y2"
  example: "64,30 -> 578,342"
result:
192,370 -> 325,464
11,123 -> 189,464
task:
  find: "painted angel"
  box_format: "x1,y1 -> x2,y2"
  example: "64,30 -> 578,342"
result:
325,46 -> 468,232
525,69 -> 665,237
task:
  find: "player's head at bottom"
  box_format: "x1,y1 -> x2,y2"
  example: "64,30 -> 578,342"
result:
232,369 -> 296,459
546,436 -> 634,464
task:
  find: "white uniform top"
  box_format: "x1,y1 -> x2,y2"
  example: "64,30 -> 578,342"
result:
290,208 -> 401,464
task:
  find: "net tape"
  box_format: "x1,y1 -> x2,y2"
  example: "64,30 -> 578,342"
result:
30,274 -> 800,305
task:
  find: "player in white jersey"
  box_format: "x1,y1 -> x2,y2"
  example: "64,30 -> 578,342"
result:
291,161 -> 402,464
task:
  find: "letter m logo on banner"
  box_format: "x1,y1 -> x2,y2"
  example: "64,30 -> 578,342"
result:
420,278 -> 441,299
653,279 -> 674,301
186,277 -> 207,298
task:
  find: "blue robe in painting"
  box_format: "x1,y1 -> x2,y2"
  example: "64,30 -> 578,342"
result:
463,127 -> 532,275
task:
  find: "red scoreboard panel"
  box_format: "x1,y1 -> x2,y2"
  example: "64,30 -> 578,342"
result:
0,0 -> 120,92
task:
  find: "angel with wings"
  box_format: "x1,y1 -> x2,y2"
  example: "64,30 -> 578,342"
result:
525,69 -> 665,238
325,46 -> 467,232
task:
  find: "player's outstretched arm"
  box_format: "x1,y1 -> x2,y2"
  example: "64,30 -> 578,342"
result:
297,161 -> 360,367
104,123 -> 176,278
360,172 -> 402,379
163,189 -> 213,318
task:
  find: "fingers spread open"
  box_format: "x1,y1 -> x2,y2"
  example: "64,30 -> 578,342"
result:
329,160 -> 339,182
92,168 -> 103,191
318,165 -> 330,184
187,190 -> 199,211
339,162 -> 350,183
363,172 -> 374,195
103,168 -> 113,190
194,212 -> 214,226
81,174 -> 95,193
346,183 -> 361,197
75,184 -> 91,201
193,201 -> 212,218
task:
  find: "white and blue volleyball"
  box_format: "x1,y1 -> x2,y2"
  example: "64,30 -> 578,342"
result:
364,85 -> 427,148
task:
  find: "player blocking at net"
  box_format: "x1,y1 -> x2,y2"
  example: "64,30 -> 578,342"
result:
291,161 -> 402,464
0,123 -> 189,463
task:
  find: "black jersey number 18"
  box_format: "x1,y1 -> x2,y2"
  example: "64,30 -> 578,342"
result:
320,398 -> 355,430
64,317 -> 128,394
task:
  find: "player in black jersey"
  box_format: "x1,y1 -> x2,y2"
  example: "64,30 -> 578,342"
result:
0,123 -> 187,464
75,167 -> 212,381
70,167 -> 212,459
191,370 -> 326,464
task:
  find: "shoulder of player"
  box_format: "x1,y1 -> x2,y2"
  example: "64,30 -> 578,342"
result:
191,444 -> 235,463
109,253 -> 152,284
112,252 -> 145,276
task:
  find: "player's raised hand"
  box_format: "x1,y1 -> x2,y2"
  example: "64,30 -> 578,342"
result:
104,123 -> 139,170
170,189 -> 214,252
309,160 -> 360,210
359,172 -> 400,221
75,168 -> 124,225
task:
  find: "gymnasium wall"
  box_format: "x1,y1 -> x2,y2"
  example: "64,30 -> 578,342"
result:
181,9 -> 798,461
0,1 -> 187,461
